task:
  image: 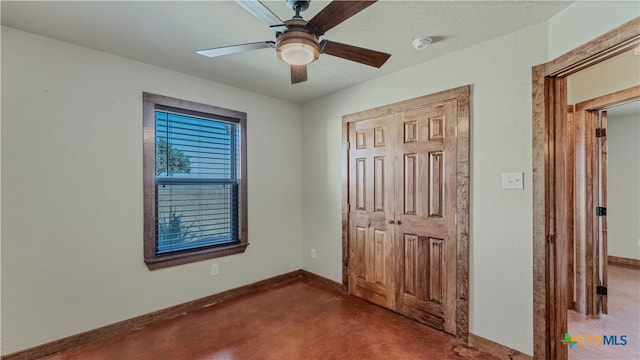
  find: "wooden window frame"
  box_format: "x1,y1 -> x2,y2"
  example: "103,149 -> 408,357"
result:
143,92 -> 248,270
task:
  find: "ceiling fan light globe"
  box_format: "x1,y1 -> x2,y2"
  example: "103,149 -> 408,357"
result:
279,43 -> 317,65
276,31 -> 319,66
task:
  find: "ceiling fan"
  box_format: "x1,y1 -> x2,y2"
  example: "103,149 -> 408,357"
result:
197,0 -> 391,84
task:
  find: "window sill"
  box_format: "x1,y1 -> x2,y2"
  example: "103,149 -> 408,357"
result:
145,242 -> 249,270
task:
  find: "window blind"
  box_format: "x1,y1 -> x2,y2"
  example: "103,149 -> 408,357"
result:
155,111 -> 239,254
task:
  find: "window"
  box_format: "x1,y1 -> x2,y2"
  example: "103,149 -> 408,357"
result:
143,93 -> 247,269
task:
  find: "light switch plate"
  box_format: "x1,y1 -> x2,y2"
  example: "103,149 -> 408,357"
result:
502,172 -> 524,190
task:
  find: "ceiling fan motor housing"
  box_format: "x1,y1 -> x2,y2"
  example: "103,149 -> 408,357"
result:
276,19 -> 320,65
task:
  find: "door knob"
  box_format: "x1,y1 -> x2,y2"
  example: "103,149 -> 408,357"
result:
396,220 -> 402,225
388,220 -> 395,224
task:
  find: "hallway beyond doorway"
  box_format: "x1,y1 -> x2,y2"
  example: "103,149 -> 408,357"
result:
568,264 -> 640,359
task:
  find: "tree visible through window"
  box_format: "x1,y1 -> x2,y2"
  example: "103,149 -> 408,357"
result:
143,93 -> 248,269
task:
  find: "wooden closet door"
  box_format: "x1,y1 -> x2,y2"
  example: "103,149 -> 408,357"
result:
394,101 -> 457,334
348,114 -> 396,309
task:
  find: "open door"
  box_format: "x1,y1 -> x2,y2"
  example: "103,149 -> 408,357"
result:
596,110 -> 608,315
579,108 -> 609,316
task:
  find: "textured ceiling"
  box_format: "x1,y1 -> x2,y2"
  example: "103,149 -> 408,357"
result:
1,0 -> 573,103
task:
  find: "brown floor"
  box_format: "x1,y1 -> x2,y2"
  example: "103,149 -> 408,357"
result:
568,264 -> 640,360
42,278 -> 498,360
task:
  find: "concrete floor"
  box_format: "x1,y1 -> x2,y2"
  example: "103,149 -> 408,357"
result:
42,278 -> 498,360
568,264 -> 640,360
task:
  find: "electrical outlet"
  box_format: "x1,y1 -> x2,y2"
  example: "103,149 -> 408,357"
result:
311,248 -> 317,259
210,263 -> 219,276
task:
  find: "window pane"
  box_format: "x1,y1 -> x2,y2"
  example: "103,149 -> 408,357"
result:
155,111 -> 239,255
156,182 -> 238,254
155,112 -> 236,180
143,92 -> 248,269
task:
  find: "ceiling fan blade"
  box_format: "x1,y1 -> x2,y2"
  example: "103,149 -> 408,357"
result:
308,0 -> 376,34
320,40 -> 390,68
197,41 -> 275,58
235,0 -> 288,32
291,65 -> 308,84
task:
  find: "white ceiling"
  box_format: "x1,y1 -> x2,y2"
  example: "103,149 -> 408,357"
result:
1,0 -> 573,104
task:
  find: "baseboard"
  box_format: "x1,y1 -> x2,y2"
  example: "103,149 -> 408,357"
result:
299,269 -> 347,293
608,255 -> 640,268
469,333 -> 532,360
3,269 -> 315,360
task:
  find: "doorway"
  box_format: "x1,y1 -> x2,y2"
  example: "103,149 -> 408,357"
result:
531,17 -> 640,360
567,98 -> 640,360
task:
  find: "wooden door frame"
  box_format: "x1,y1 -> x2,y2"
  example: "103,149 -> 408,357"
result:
532,17 -> 640,360
341,85 -> 470,340
573,86 -> 640,316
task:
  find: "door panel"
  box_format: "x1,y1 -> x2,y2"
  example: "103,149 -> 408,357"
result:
597,110 -> 608,314
345,86 -> 470,340
347,98 -> 460,336
348,115 -> 396,310
395,101 -> 457,334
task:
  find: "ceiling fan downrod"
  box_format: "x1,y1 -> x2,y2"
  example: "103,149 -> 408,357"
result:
287,0 -> 310,19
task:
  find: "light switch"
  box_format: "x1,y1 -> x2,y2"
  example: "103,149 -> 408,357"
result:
502,172 -> 524,190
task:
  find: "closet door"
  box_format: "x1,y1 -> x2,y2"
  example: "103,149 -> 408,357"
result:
395,101 -> 457,334
348,114 -> 396,309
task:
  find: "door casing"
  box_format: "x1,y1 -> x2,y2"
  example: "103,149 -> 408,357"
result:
532,17 -> 640,360
572,88 -> 640,317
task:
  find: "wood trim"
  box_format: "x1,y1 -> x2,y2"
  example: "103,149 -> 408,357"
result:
2,270 -> 308,360
574,85 -> 640,112
608,255 -> 640,268
566,104 -> 575,310
342,85 -> 471,122
552,76 -> 570,358
455,90 -> 471,341
586,109 -> 598,316
545,17 -> 640,77
531,64 -> 548,360
341,120 -> 350,288
299,269 -> 347,293
469,334 -> 533,360
141,92 -> 249,270
532,15 -> 640,360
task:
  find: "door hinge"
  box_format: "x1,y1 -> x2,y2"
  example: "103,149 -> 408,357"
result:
596,207 -> 607,216
596,285 -> 607,295
547,234 -> 555,244
455,125 -> 458,138
346,141 -> 351,150
595,128 -> 606,138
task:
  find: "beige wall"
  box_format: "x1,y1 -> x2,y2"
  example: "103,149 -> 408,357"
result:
1,27 -> 303,354
301,22 -> 547,355
300,3 -> 638,357
568,49 -> 640,104
608,111 -> 640,260
548,1 -> 639,60
1,2 -> 638,357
